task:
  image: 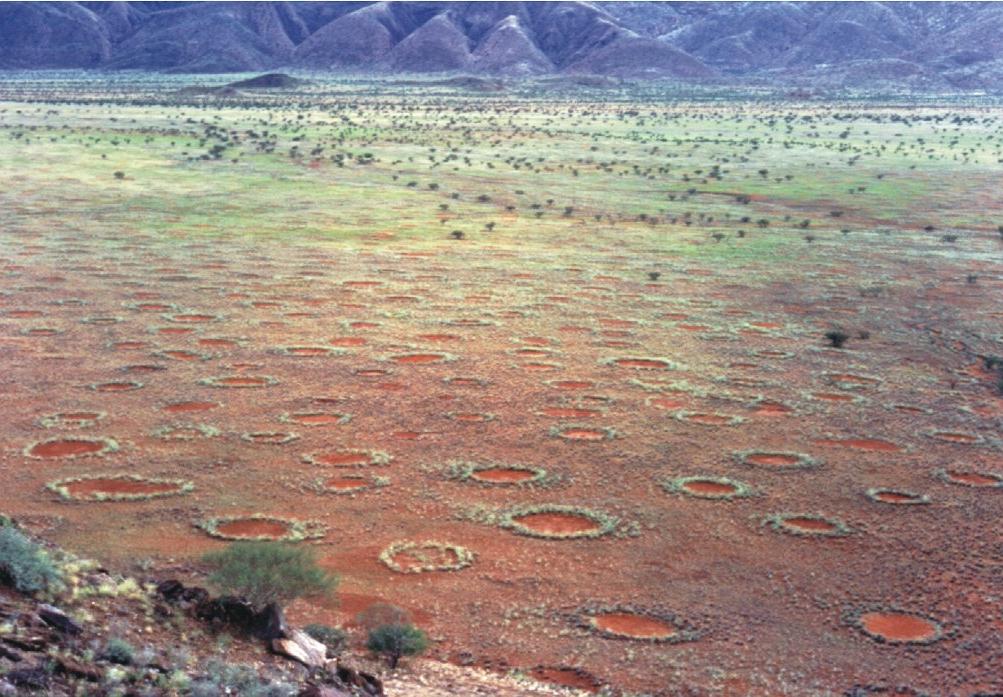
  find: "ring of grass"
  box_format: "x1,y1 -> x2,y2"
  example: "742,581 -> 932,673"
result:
733,450 -> 819,470
934,468 -> 1003,488
841,605 -> 946,645
314,474 -> 389,495
576,603 -> 699,644
278,412 -> 352,426
89,380 -> 144,392
443,318 -> 496,327
865,488 -> 931,505
240,431 -> 300,445
162,312 -> 221,323
301,450 -> 392,467
599,356 -> 680,371
199,375 -> 278,388
47,474 -> 194,502
381,352 -> 458,364
924,430 -> 985,445
379,540 -> 474,574
152,423 -> 220,440
821,371 -> 882,390
153,349 -> 212,362
763,512 -> 853,538
445,461 -> 550,487
197,514 -> 326,542
38,411 -> 107,429
499,504 -> 618,540
443,376 -> 490,387
549,424 -> 618,441
446,411 -> 497,423
21,326 -> 63,336
273,346 -> 346,357
23,436 -> 119,459
661,475 -> 755,500
674,410 -> 745,426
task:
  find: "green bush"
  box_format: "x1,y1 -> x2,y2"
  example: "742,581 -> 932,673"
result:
366,623 -> 428,669
0,526 -> 61,594
202,541 -> 336,610
101,637 -> 135,665
303,623 -> 348,656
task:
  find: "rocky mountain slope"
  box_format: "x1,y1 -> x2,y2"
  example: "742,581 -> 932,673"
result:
0,1 -> 1000,87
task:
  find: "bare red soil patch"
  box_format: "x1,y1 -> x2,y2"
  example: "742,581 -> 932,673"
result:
26,437 -> 116,459
390,353 -> 448,364
858,612 -> 941,644
590,613 -> 678,640
512,512 -> 600,535
215,518 -> 291,539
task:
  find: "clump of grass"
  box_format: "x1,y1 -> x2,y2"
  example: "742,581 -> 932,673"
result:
100,638 -> 135,665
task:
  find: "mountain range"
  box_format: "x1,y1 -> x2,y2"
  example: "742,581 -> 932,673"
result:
1,1 -> 1001,88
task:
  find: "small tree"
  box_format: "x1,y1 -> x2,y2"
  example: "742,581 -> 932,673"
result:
366,623 -> 428,669
203,541 -> 336,611
824,330 -> 849,349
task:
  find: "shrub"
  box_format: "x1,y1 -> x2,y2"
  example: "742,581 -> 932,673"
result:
189,660 -> 298,697
366,623 -> 428,669
824,330 -> 849,348
101,638 -> 135,665
0,526 -> 61,594
303,624 -> 348,656
202,541 -> 337,610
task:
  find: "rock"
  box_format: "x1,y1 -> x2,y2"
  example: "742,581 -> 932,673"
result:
155,579 -> 185,601
5,665 -> 49,689
37,604 -> 82,635
0,645 -> 21,662
255,602 -> 288,641
271,629 -> 329,669
195,596 -> 256,632
359,671 -> 384,696
1,634 -> 48,652
298,686 -> 351,697
56,655 -> 103,681
180,585 -> 209,604
337,665 -> 384,696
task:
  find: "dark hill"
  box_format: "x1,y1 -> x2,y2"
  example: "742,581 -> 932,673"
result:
0,1 -> 1001,87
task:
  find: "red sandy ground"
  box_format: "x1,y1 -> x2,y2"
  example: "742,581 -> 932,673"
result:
1,226 -> 1002,696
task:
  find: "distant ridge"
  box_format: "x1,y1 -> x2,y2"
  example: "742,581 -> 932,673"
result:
0,1 -> 1000,87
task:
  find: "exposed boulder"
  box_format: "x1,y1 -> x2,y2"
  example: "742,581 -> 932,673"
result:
37,604 -> 82,636
271,628 -> 329,669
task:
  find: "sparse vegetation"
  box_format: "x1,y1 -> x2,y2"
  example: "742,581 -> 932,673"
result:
202,541 -> 337,610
